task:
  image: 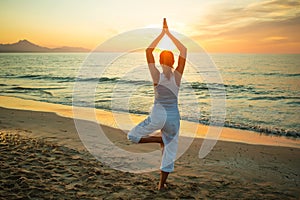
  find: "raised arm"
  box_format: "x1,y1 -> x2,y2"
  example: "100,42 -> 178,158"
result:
165,28 -> 187,75
146,30 -> 164,85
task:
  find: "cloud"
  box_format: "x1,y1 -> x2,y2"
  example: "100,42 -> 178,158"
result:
191,0 -> 300,52
260,0 -> 300,8
262,36 -> 288,42
195,0 -> 300,35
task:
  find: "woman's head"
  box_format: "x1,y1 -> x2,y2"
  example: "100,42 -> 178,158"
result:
159,50 -> 174,68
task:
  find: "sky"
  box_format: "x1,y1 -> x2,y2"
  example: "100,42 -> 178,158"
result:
0,0 -> 299,53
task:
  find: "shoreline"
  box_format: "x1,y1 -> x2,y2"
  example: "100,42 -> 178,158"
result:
0,95 -> 299,149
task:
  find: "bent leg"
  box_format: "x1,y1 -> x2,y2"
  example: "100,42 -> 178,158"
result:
127,115 -> 164,143
139,135 -> 163,144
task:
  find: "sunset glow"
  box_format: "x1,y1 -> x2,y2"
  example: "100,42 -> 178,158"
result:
0,0 -> 299,53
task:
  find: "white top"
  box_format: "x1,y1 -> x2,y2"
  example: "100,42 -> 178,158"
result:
154,72 -> 179,108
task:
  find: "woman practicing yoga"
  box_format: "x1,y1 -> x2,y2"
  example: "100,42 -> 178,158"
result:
127,18 -> 187,190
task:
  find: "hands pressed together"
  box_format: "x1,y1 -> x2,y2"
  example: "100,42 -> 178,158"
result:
161,18 -> 171,36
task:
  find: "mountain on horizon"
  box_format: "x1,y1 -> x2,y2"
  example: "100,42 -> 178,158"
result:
0,40 -> 90,52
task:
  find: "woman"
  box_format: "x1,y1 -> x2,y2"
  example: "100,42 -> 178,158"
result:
127,18 -> 187,190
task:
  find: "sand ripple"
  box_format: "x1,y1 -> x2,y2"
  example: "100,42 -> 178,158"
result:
0,131 -> 299,199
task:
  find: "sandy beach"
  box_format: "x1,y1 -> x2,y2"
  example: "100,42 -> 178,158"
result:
1,96 -> 299,199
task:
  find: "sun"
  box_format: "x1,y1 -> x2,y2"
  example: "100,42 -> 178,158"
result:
157,35 -> 177,51
144,24 -> 161,28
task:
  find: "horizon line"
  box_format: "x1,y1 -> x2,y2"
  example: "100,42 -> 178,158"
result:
0,39 -> 299,54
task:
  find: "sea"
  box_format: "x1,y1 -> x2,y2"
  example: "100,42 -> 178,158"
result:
0,53 -> 299,138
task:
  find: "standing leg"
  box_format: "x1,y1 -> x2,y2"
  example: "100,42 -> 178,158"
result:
158,171 -> 169,190
138,133 -> 167,190
158,119 -> 180,190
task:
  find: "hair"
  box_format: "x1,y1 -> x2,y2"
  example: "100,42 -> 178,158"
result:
159,50 -> 174,68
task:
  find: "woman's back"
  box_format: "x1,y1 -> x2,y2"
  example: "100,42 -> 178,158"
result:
154,72 -> 179,109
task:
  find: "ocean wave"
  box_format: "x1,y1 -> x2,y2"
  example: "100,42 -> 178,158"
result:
75,77 -> 120,83
188,82 -> 254,93
286,101 -> 300,105
192,117 -> 300,138
121,79 -> 153,86
94,104 -> 151,116
262,72 -> 300,77
3,73 -> 268,96
232,72 -> 300,77
8,86 -> 54,97
189,82 -> 225,91
4,74 -> 120,83
95,99 -> 111,103
223,122 -> 300,138
3,73 -> 260,93
249,96 -> 300,101
11,86 -> 64,90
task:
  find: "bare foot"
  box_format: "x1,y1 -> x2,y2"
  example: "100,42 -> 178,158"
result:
158,183 -> 168,191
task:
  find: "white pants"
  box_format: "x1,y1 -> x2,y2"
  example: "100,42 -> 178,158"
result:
127,104 -> 180,172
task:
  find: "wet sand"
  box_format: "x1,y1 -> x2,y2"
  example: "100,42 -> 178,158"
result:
0,96 -> 299,199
